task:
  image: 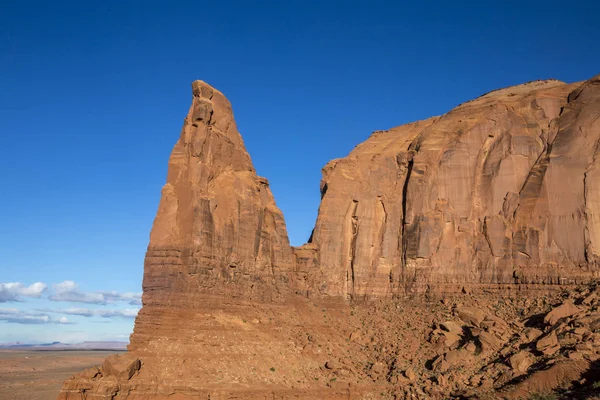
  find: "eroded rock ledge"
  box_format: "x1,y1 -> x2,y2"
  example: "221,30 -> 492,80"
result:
59,74 -> 600,399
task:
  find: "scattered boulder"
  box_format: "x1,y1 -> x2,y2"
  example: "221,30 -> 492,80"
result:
404,367 -> 417,381
522,327 -> 544,342
74,366 -> 101,380
430,355 -> 450,373
536,331 -> 560,355
442,331 -> 461,348
495,369 -> 515,386
456,306 -> 486,327
464,342 -> 477,353
575,342 -> 593,352
101,354 -> 141,380
444,350 -> 465,367
568,350 -> 585,360
369,361 -> 386,378
509,351 -> 533,373
434,374 -> 448,387
430,349 -> 473,374
440,320 -> 463,334
469,374 -> 482,387
544,301 -> 581,325
471,329 -> 503,353
573,316 -> 595,327
573,326 -> 588,336
582,293 -> 597,306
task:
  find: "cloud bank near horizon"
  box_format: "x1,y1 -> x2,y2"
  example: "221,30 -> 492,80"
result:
49,281 -> 142,305
0,280 -> 141,325
0,308 -> 71,325
0,280 -> 141,305
41,307 -> 139,319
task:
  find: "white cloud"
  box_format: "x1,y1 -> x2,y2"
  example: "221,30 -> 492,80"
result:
99,291 -> 142,305
0,282 -> 48,302
49,281 -> 105,304
18,282 -> 48,297
0,308 -> 70,325
42,307 -> 139,319
49,281 -> 142,305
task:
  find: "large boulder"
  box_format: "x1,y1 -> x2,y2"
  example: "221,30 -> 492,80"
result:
536,331 -> 560,355
102,354 -> 141,380
509,351 -> 534,373
544,301 -> 581,325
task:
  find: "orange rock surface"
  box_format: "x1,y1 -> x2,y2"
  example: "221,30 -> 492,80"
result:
307,76 -> 600,298
59,75 -> 600,399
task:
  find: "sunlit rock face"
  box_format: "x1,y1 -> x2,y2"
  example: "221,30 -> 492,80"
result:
142,80 -> 297,306
58,75 -> 600,399
307,76 -> 600,298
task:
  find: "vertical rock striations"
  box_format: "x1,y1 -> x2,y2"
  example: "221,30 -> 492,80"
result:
308,76 -> 600,298
143,80 -> 295,305
59,74 -> 600,399
58,82 -> 317,399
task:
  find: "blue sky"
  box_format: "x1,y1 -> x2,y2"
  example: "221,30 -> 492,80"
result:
1,0 -> 599,343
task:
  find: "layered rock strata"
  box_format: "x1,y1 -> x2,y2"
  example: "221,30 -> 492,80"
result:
307,76 -> 600,298
144,81 -> 295,302
59,74 -> 600,399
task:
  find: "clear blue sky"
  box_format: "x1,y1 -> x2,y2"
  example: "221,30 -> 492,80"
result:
1,0 -> 599,343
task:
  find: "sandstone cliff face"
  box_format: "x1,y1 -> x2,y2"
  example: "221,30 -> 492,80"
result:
59,75 -> 600,399
143,80 -> 295,303
308,76 -> 600,298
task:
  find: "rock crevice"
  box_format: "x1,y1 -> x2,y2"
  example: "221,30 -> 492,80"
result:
59,74 -> 600,399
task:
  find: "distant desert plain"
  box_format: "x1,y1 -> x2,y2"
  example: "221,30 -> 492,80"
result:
0,350 -> 122,400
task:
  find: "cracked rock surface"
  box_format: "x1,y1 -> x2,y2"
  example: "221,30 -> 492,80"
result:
59,75 -> 600,399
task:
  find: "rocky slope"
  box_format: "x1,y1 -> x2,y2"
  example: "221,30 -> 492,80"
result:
59,74 -> 600,399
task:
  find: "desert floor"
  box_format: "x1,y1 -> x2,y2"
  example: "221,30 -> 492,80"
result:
0,350 -> 121,400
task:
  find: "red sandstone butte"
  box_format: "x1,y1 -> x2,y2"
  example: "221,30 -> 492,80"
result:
58,74 -> 600,400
